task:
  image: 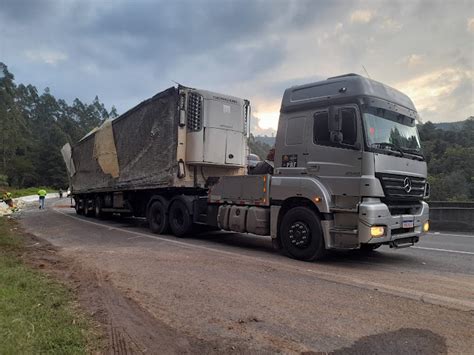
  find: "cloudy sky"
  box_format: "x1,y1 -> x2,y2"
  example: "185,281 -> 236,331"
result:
1,0 -> 472,134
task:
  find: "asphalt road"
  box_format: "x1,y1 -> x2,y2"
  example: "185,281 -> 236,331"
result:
19,199 -> 473,354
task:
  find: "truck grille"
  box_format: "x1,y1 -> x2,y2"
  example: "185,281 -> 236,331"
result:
376,173 -> 426,201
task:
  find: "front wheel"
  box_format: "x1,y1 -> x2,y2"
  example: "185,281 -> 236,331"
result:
280,207 -> 326,261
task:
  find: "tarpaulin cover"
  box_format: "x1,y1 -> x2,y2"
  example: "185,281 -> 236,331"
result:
70,87 -> 179,193
60,143 -> 76,177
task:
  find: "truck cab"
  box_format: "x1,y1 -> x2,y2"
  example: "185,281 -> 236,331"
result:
272,73 -> 429,254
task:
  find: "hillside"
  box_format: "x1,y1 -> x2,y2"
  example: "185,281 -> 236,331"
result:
432,118 -> 472,131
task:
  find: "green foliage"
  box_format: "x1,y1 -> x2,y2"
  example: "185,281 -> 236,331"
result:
0,63 -> 116,189
0,219 -> 94,353
0,174 -> 8,187
418,118 -> 474,201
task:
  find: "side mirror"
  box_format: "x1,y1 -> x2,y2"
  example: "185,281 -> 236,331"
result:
330,131 -> 343,143
328,106 -> 342,132
328,106 -> 342,143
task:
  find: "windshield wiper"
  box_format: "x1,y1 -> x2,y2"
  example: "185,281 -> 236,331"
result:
370,142 -> 404,157
400,147 -> 425,160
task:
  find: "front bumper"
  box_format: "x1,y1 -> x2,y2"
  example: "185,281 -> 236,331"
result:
358,199 -> 429,244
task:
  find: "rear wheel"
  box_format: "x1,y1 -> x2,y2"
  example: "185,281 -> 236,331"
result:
169,199 -> 193,237
148,199 -> 169,234
75,199 -> 84,215
94,196 -> 105,219
85,198 -> 95,217
280,206 -> 326,261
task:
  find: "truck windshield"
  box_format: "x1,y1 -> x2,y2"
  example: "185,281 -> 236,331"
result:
363,107 -> 422,158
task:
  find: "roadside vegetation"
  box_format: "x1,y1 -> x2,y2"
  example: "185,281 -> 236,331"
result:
0,218 -> 94,353
4,187 -> 56,199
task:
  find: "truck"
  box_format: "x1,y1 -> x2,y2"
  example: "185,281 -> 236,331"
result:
62,74 -> 430,261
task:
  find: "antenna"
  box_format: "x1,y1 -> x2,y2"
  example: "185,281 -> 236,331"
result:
362,65 -> 371,79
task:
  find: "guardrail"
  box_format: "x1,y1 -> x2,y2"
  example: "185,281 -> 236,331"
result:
429,201 -> 474,232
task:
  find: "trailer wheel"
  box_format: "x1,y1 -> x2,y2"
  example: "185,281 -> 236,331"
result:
280,206 -> 326,261
94,196 -> 105,219
169,200 -> 193,237
75,199 -> 83,215
148,199 -> 169,234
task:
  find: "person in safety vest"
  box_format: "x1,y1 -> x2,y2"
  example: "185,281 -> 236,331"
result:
38,189 -> 47,209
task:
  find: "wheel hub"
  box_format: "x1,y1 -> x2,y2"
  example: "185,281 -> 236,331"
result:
288,221 -> 311,248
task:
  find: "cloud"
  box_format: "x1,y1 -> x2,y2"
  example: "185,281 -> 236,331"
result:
402,54 -> 425,67
0,0 -> 472,134
379,17 -> 403,33
350,10 -> 375,24
396,67 -> 473,122
468,17 -> 474,33
25,50 -> 68,65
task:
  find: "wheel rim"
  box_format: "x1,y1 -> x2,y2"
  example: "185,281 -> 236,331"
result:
288,221 -> 311,249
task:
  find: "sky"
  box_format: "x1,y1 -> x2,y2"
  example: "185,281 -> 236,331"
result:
1,0 -> 472,135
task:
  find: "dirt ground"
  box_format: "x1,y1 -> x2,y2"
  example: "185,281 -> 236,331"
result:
18,231 -> 257,354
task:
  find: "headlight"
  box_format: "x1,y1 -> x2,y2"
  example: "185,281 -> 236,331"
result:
423,221 -> 430,232
370,226 -> 385,237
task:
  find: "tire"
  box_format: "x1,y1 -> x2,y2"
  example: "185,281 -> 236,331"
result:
280,206 -> 326,261
168,199 -> 193,237
85,198 -> 95,217
360,243 -> 381,252
94,196 -> 105,219
148,199 -> 169,234
75,199 -> 83,215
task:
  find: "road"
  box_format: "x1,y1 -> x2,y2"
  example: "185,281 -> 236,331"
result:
19,199 -> 473,354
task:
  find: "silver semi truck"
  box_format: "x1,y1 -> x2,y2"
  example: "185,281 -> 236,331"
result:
64,74 -> 430,261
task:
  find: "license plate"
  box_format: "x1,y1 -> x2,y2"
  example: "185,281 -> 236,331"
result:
402,220 -> 414,228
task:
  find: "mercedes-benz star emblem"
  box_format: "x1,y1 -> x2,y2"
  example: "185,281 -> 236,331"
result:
403,177 -> 412,193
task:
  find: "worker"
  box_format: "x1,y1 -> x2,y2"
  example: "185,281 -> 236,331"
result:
250,148 -> 275,175
38,189 -> 47,209
59,188 -> 63,198
1,191 -> 14,208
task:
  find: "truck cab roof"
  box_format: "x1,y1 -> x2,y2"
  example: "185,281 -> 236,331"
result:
280,74 -> 417,118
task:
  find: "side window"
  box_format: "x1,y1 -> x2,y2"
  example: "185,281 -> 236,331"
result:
340,108 -> 357,145
313,112 -> 330,144
285,116 -> 305,145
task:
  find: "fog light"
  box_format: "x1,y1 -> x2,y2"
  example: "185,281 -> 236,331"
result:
423,221 -> 430,232
370,226 -> 385,238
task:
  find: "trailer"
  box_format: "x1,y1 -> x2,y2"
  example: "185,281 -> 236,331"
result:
64,74 -> 430,261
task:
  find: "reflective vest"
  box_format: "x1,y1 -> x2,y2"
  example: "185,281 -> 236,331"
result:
38,189 -> 47,197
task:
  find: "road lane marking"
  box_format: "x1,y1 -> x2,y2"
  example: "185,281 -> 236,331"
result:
413,246 -> 474,255
53,208 -> 474,312
427,232 -> 474,239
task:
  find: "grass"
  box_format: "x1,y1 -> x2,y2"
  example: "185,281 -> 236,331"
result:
0,219 -> 94,354
3,187 -> 57,199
